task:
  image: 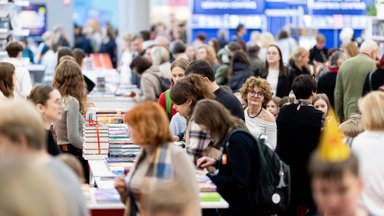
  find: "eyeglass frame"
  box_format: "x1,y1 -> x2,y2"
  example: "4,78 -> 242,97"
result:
248,89 -> 264,97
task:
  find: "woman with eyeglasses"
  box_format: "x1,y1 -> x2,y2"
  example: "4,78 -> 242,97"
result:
239,77 -> 277,150
257,44 -> 291,98
28,85 -> 63,156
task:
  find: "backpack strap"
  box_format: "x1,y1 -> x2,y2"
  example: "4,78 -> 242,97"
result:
165,89 -> 172,118
369,71 -> 374,91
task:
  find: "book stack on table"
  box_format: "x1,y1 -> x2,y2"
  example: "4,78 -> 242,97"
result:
83,124 -> 109,160
108,124 -> 140,161
196,172 -> 222,202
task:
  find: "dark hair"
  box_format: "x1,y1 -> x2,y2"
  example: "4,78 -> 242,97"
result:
292,74 -> 317,99
247,44 -> 260,55
236,24 -> 245,33
376,54 -> 384,69
227,42 -> 242,52
170,40 -> 186,55
228,50 -> 250,80
277,30 -> 289,40
139,30 -> 151,41
0,62 -> 15,97
185,60 -> 215,82
197,33 -> 206,42
130,56 -> 152,75
73,48 -> 86,66
28,85 -> 55,105
193,99 -> 245,148
309,152 -> 359,180
5,42 -> 23,58
260,44 -> 288,78
170,74 -> 214,117
57,47 -> 74,66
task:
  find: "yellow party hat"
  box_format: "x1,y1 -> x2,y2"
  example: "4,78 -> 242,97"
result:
318,111 -> 351,162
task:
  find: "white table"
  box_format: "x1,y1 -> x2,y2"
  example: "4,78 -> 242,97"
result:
88,160 -> 229,209
88,95 -> 137,111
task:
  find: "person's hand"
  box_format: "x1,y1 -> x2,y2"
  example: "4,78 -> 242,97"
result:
114,176 -> 127,203
196,156 -> 216,168
379,85 -> 384,91
172,135 -> 179,141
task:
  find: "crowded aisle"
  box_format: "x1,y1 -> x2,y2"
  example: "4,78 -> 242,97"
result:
1,0 -> 384,216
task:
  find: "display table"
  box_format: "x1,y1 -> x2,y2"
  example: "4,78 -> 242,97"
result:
87,160 -> 229,215
88,95 -> 137,111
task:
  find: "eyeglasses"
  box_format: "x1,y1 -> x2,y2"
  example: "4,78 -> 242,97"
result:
267,52 -> 278,55
248,90 -> 264,97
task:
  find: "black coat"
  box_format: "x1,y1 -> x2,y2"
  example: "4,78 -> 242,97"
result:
208,130 -> 259,216
257,67 -> 291,98
317,67 -> 338,107
228,62 -> 254,92
309,45 -> 328,64
276,103 -> 323,214
362,68 -> 384,96
289,62 -> 311,84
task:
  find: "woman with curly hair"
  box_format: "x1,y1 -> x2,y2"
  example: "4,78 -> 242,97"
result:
240,77 -> 277,150
52,59 -> 88,181
0,62 -> 16,101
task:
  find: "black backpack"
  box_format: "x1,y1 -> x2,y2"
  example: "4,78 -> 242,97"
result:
153,73 -> 171,94
225,128 -> 291,215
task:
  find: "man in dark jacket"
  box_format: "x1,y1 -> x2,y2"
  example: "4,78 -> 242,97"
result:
277,75 -> 324,215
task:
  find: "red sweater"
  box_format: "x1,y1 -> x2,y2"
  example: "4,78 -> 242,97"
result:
158,91 -> 177,119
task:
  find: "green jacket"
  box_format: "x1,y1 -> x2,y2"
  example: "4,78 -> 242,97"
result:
334,54 -> 376,120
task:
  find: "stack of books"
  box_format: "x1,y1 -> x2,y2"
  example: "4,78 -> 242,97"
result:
108,124 -> 140,162
83,124 -> 109,160
196,172 -> 217,192
94,188 -> 121,204
96,112 -> 124,124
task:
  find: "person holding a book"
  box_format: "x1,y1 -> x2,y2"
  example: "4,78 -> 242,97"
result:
114,101 -> 201,216
194,99 -> 260,215
29,85 -> 63,156
52,59 -> 89,182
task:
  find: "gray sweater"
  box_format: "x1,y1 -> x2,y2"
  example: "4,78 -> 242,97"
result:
54,96 -> 85,149
42,159 -> 88,216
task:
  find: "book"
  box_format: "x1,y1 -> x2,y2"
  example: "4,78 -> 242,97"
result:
83,149 -> 109,154
199,192 -> 221,202
83,154 -> 108,160
84,137 -> 109,142
94,188 -> 121,204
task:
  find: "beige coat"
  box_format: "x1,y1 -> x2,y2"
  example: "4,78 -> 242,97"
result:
124,143 -> 201,216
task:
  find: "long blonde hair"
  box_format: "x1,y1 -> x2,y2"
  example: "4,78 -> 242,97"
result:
359,91 -> 384,131
52,60 -> 87,114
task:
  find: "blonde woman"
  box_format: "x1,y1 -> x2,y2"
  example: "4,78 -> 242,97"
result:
289,47 -> 311,82
196,44 -> 219,71
352,91 -> 384,215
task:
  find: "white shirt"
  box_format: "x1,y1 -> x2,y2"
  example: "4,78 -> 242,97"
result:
244,108 -> 277,150
1,58 -> 32,99
352,130 -> 384,216
266,68 -> 279,96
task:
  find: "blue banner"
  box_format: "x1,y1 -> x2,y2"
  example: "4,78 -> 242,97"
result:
308,0 -> 368,15
193,0 -> 264,14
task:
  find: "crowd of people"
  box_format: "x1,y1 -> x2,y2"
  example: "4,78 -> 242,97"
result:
0,21 -> 384,216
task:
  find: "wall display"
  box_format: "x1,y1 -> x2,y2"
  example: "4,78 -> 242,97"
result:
17,4 -> 46,36
193,0 -> 264,15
